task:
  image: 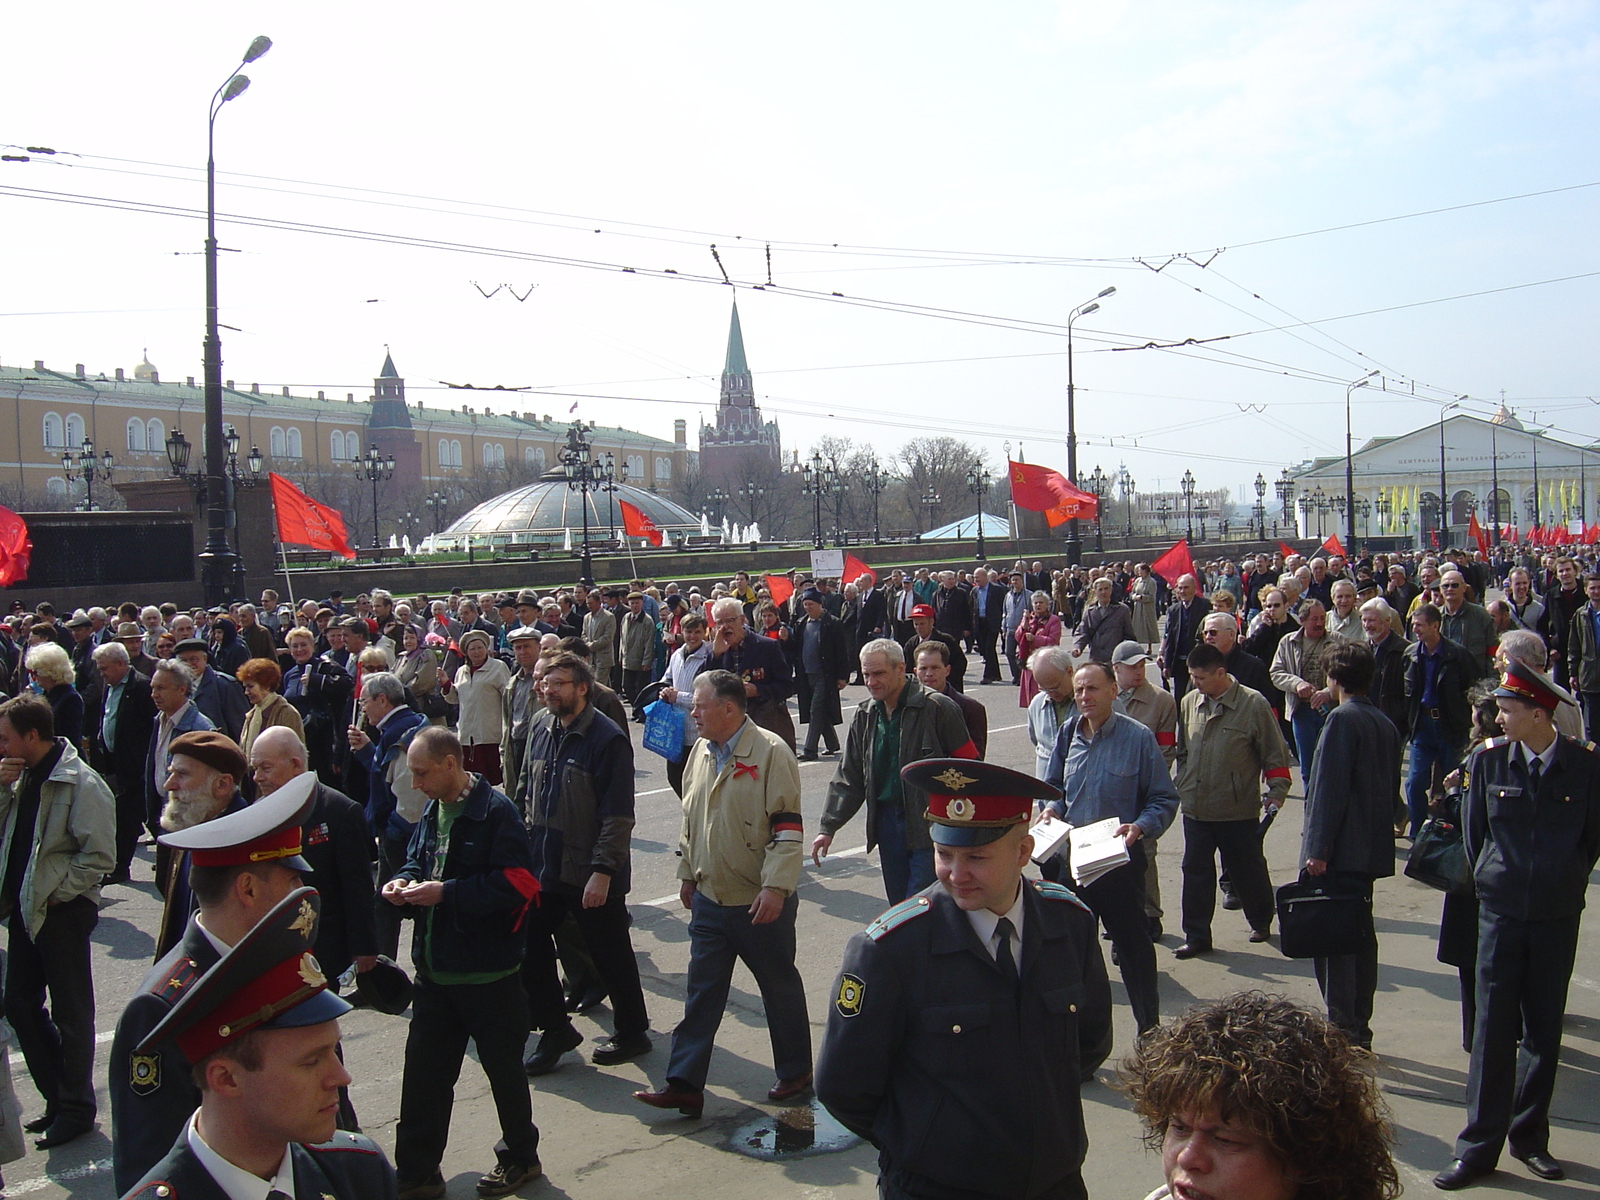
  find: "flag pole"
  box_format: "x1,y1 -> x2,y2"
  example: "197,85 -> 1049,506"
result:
625,537 -> 638,578
279,541 -> 298,613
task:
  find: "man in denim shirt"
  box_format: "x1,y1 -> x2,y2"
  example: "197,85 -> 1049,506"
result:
1043,661 -> 1178,1034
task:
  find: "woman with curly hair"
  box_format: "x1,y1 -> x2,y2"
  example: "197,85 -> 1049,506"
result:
1122,991 -> 1398,1200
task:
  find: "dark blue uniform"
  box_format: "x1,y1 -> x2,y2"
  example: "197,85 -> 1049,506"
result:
815,880 -> 1113,1200
110,920 -> 220,1194
122,1127 -> 397,1200
1454,734 -> 1600,1169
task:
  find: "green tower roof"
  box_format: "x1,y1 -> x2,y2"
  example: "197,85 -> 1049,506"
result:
723,302 -> 749,377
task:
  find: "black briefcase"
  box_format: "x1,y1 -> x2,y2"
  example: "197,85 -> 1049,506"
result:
1275,873 -> 1371,959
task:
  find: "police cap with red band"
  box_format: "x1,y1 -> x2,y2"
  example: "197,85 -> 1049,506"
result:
136,886 -> 351,1062
1494,660 -> 1562,713
158,770 -> 317,873
901,758 -> 1062,847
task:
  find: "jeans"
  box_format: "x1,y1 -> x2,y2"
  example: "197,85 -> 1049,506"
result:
394,973 -> 539,1182
1291,704 -> 1328,777
875,802 -> 935,904
1180,816 -> 1275,946
5,897 -> 99,1123
666,892 -> 811,1089
1406,713 -> 1463,836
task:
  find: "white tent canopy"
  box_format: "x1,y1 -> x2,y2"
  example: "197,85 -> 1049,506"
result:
922,511 -> 1010,540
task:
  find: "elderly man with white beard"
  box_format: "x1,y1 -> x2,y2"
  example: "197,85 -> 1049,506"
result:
153,731 -> 250,960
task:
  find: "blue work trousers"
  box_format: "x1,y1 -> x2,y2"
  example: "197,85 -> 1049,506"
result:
875,802 -> 935,904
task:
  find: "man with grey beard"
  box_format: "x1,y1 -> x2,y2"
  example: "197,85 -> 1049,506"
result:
152,731 -> 249,959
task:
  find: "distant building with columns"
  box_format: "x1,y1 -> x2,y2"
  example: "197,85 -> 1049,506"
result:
1287,407 -> 1600,547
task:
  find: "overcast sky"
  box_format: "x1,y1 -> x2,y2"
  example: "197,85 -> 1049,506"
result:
3,1 -> 1597,502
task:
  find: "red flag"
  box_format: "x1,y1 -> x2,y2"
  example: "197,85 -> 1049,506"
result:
764,574 -> 794,606
1320,532 -> 1346,557
1007,460 -> 1097,522
842,552 -> 877,587
1468,512 -> 1488,555
619,499 -> 662,546
1586,524 -> 1599,545
269,472 -> 356,560
0,506 -> 31,588
1277,541 -> 1297,559
1150,538 -> 1195,588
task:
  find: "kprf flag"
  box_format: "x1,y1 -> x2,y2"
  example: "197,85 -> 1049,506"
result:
1150,538 -> 1195,588
842,552 -> 877,587
1277,541 -> 1298,560
0,506 -> 31,587
1469,512 -> 1488,555
619,499 -> 662,546
269,473 -> 356,560
1320,532 -> 1346,557
765,575 -> 794,606
1008,460 -> 1097,526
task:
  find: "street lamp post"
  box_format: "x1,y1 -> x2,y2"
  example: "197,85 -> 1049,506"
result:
1065,286 -> 1116,564
861,461 -> 888,544
1375,493 -> 1392,535
966,464 -> 992,561
1180,469 -> 1196,541
801,454 -> 829,549
1088,465 -> 1107,554
1118,466 -> 1136,538
920,484 -> 942,532
1401,508 -> 1412,545
1275,467 -> 1296,526
356,443 -> 396,551
1157,499 -> 1170,532
200,34 -> 272,605
1438,397 -> 1466,549
559,421 -> 605,586
427,490 -> 449,535
61,438 -> 115,511
1254,472 -> 1267,541
739,481 -> 765,528
1344,370 -> 1378,551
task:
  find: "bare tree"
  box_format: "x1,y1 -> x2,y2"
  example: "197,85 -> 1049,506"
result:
899,436 -> 988,532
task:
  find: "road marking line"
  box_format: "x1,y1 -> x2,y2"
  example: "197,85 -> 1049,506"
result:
6,1157 -> 112,1194
639,845 -> 871,908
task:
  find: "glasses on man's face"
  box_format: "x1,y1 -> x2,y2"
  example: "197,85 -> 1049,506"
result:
1441,582 -> 1462,589
1265,601 -> 1283,609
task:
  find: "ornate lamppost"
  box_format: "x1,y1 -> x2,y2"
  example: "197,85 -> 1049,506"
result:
356,443 -> 396,551
801,453 -> 830,549
861,460 -> 888,543
1275,467 -> 1296,524
427,490 -> 449,535
61,438 -> 115,511
1118,465 -> 1136,538
1253,472 -> 1267,540
966,464 -> 992,561
739,481 -> 766,528
1180,469 -> 1197,541
1088,464 -> 1108,553
559,420 -> 605,586
920,484 -> 942,532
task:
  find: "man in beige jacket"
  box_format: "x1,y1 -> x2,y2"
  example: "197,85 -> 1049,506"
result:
633,669 -> 810,1119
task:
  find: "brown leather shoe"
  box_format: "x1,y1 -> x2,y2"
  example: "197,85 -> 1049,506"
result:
767,1072 -> 813,1102
633,1084 -> 704,1118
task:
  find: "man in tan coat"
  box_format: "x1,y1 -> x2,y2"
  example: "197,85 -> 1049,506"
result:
633,669 -> 810,1118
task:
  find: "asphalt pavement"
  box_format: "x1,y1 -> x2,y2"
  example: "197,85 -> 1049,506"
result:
8,674 -> 1597,1199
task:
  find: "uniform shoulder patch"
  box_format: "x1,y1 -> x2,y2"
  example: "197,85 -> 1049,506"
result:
834,972 -> 867,1018
306,1130 -> 382,1155
864,895 -> 932,941
1033,879 -> 1093,915
1481,736 -> 1508,750
129,1052 -> 161,1096
151,958 -> 198,1003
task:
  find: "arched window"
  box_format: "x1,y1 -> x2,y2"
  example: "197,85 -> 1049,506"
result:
269,427 -> 286,458
625,454 -> 644,480
655,455 -> 672,481
65,413 -> 84,447
494,444 -> 505,466
126,418 -> 146,452
344,432 -> 360,461
533,447 -> 546,472
438,439 -> 450,467
331,432 -> 346,461
1449,489 -> 1475,527
285,427 -> 302,458
42,413 -> 63,449
147,419 -> 164,452
450,440 -> 462,467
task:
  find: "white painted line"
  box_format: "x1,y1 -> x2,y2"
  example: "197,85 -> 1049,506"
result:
639,844 -> 871,908
991,722 -> 1026,732
1573,974 -> 1598,993
6,1157 -> 112,1194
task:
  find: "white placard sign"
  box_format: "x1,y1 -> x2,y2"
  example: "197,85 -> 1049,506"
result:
809,549 -> 845,579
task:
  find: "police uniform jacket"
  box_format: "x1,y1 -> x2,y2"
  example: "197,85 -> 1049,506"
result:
815,880 -> 1113,1199
123,1127 -> 397,1200
111,919 -> 220,1195
1463,734 -> 1600,921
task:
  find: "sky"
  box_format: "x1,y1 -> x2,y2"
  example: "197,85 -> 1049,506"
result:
3,0 -> 1598,506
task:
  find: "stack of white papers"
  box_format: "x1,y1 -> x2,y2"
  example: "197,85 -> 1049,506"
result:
1027,814 -> 1072,864
1067,817 -> 1130,887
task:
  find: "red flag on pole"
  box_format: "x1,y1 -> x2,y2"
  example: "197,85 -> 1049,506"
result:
842,552 -> 877,587
0,506 -> 31,587
1320,532 -> 1346,557
269,472 -> 356,560
764,575 -> 794,606
1008,460 -> 1097,523
1277,541 -> 1297,560
1150,538 -> 1195,588
619,499 -> 662,546
1468,512 -> 1488,555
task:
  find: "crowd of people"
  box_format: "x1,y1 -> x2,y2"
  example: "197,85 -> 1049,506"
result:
0,537 -> 1593,1199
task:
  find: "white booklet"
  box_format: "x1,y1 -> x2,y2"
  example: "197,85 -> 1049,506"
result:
1067,817 -> 1130,887
1027,814 -> 1073,864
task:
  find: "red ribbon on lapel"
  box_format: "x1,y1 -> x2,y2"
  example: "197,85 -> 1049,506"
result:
733,762 -> 760,782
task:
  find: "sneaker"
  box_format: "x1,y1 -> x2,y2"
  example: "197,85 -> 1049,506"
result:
398,1174 -> 447,1200
477,1159 -> 542,1197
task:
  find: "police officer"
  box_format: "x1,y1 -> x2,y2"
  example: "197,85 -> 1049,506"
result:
121,887 -> 398,1199
815,759 -> 1113,1200
1435,661 -> 1600,1190
110,773 -> 317,1194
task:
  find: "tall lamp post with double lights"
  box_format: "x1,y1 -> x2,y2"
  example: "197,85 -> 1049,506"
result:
966,464 -> 992,561
861,460 -> 889,544
1065,286 -> 1116,563
61,439 -> 115,511
800,454 -> 832,549
560,421 -> 605,586
1118,465 -> 1136,538
920,484 -> 942,531
356,444 -> 395,551
1088,465 -> 1108,553
1275,468 -> 1296,530
1180,469 -> 1197,541
1253,473 -> 1267,540
165,425 -> 262,570
1344,370 -> 1379,550
199,34 -> 272,604
739,481 -> 766,529
426,490 -> 449,537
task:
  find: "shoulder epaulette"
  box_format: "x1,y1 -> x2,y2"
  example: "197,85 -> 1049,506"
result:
150,958 -> 198,1002
1480,736 -> 1508,751
864,895 -> 932,941
1033,879 -> 1094,915
305,1130 -> 382,1155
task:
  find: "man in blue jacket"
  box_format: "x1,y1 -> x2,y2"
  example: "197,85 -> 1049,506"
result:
348,672 -> 429,960
382,726 -> 541,1200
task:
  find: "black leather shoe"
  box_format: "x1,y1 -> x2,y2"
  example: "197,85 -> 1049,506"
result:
1173,943 -> 1212,960
1147,918 -> 1163,942
1248,927 -> 1272,943
22,1112 -> 55,1134
566,984 -> 608,1013
1221,893 -> 1243,910
34,1117 -> 93,1150
523,1024 -> 583,1076
592,1033 -> 652,1065
1515,1153 -> 1565,1181
797,752 -> 820,762
1434,1160 -> 1490,1190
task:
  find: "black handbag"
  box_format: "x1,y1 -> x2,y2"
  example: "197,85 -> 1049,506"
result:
1275,872 -> 1371,959
1405,814 -> 1474,895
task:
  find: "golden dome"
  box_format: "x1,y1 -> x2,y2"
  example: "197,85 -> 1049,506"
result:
133,350 -> 157,382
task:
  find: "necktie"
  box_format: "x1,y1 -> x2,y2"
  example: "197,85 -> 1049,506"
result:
994,917 -> 1019,988
267,1191 -> 293,1200
1528,755 -> 1542,793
